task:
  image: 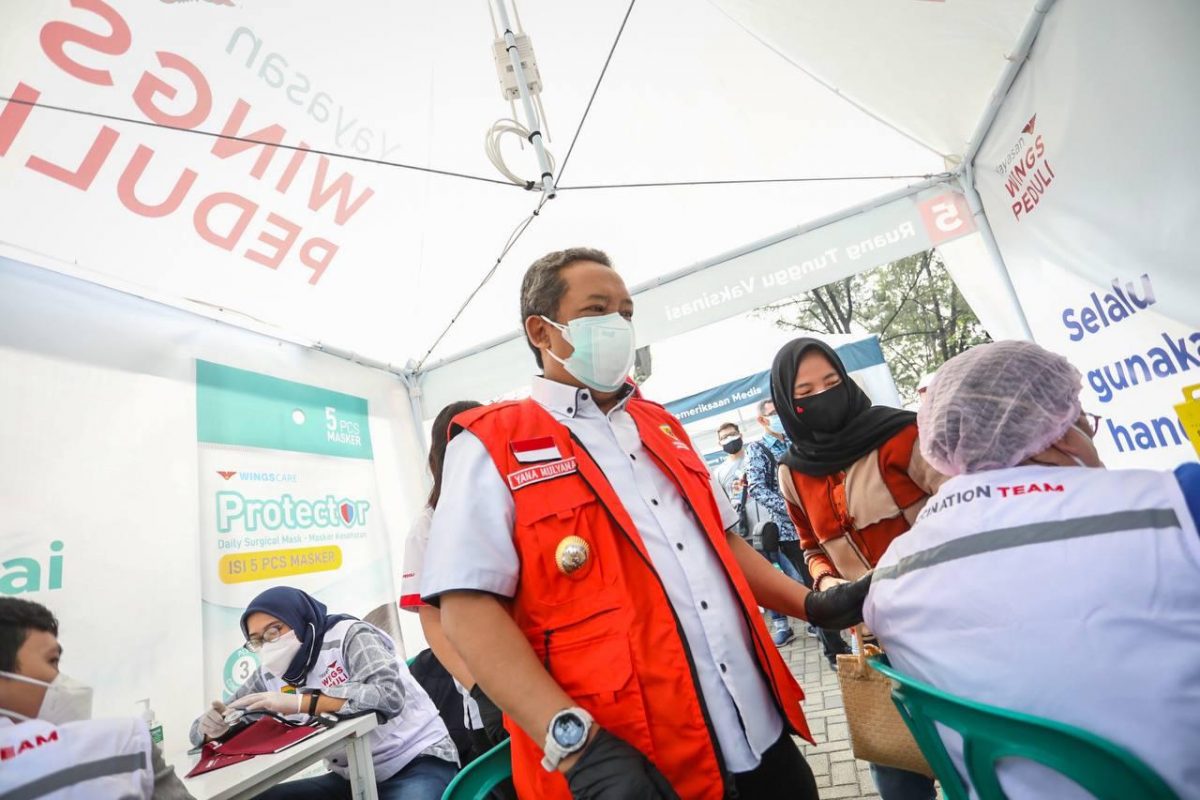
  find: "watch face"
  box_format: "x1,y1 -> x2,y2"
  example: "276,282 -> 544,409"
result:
552,713 -> 586,749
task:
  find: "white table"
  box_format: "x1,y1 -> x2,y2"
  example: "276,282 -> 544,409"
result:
178,714 -> 380,800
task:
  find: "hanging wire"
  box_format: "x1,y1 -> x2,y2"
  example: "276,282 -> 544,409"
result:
413,193 -> 549,371
0,95 -> 519,188
557,174 -> 936,190
554,0 -> 637,186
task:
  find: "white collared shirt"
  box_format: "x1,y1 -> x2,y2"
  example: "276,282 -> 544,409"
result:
422,377 -> 783,772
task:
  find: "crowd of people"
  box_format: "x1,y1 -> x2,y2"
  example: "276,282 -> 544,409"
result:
2,245 -> 1197,799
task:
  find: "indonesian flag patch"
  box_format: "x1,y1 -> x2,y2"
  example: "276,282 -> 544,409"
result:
511,436 -> 562,463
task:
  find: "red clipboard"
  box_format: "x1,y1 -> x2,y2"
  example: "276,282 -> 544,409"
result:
186,717 -> 323,776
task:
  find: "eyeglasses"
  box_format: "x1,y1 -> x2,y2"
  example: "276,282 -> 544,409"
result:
1081,412 -> 1102,439
245,623 -> 287,653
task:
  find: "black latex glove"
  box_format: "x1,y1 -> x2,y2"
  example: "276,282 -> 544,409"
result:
566,728 -> 679,800
804,572 -> 873,630
469,683 -> 507,745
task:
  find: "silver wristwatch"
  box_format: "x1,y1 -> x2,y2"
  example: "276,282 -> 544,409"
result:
541,706 -> 594,772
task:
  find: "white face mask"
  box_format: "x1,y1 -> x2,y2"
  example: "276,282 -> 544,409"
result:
259,630 -> 302,677
0,671 -> 93,724
540,313 -> 636,393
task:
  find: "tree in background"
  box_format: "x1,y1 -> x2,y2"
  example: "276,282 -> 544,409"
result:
759,251 -> 990,403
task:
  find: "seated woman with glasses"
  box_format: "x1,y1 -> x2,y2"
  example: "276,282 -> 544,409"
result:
188,586 -> 459,799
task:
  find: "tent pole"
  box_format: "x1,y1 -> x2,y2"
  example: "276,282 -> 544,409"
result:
494,0 -> 557,198
418,172 -> 954,374
400,369 -> 430,453
956,166 -> 1033,339
313,342 -> 404,377
960,0 -> 1056,170
949,0 -> 1054,343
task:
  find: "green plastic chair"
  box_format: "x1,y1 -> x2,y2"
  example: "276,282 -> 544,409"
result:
868,658 -> 1179,800
442,739 -> 512,800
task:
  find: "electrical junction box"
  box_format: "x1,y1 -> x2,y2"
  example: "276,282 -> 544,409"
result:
493,33 -> 543,101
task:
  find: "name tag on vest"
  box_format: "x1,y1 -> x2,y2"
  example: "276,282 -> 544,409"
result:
508,457 -> 578,490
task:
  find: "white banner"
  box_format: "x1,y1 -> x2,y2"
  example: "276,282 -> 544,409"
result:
420,180 -> 977,416
195,361 -> 403,703
0,257 -> 426,757
975,0 -> 1200,469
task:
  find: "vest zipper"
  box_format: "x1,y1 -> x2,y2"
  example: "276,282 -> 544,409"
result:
543,629 -> 553,670
568,432 -> 736,797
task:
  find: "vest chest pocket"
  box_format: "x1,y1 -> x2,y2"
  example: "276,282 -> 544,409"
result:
514,478 -> 620,613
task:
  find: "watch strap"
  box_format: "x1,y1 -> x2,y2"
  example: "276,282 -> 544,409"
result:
541,707 -> 594,772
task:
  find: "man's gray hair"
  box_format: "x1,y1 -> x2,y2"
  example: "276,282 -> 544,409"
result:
758,398 -> 775,417
520,247 -> 613,368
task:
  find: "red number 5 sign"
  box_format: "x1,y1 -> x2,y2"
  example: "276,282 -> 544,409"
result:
917,193 -> 976,245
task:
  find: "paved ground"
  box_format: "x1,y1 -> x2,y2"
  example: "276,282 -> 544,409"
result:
780,628 -> 882,800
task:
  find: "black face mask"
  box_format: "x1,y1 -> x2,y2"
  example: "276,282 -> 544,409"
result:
793,384 -> 852,434
721,437 -> 743,455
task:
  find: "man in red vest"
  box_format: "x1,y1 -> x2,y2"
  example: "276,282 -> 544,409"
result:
421,248 -> 869,799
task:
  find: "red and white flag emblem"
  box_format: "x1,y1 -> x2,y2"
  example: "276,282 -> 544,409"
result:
511,436 -> 562,463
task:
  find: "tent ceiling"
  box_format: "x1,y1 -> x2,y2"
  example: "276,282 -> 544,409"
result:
0,0 -> 1023,369
711,0 -> 1036,160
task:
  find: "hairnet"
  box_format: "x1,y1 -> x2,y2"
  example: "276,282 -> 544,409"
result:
918,341 -> 1082,476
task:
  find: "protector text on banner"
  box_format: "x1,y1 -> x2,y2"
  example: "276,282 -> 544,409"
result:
196,360 -> 398,701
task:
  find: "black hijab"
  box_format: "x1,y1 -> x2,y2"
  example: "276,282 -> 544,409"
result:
770,338 -> 915,476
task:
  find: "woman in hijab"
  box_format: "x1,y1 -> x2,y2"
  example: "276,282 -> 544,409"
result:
189,586 -> 458,799
769,337 -> 944,800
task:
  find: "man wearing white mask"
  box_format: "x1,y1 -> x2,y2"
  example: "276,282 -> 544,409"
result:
421,247 -> 872,799
189,586 -> 457,799
0,597 -> 193,799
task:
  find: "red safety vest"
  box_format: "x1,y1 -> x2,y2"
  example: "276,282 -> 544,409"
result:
457,395 -> 812,800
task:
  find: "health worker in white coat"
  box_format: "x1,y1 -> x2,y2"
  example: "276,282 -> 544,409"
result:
865,340 -> 1200,799
190,586 -> 458,800
0,597 -> 194,799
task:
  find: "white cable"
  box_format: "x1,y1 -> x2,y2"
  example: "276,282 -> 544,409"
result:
486,118 -> 556,188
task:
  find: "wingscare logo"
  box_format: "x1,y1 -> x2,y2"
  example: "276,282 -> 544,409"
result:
216,491 -> 369,533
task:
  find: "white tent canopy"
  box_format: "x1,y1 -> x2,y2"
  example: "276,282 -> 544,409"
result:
1,0 -> 1197,756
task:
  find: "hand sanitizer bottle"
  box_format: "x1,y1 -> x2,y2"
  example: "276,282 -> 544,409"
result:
138,699 -> 164,746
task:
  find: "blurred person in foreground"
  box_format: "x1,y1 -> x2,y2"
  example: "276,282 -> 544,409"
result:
770,337 -> 944,800
865,340 -> 1200,799
0,597 -> 194,799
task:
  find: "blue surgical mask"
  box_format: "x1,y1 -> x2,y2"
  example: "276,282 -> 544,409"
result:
767,415 -> 786,436
541,313 -> 636,392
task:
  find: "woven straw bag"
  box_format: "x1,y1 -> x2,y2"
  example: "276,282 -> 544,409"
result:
835,627 -> 934,778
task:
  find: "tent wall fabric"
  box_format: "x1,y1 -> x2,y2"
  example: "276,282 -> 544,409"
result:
0,0 -> 941,368
710,0 -> 1036,159
0,256 -> 427,755
971,0 -> 1200,469
419,179 -> 978,415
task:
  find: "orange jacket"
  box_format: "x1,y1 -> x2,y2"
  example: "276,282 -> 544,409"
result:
458,396 -> 811,800
779,423 -> 944,584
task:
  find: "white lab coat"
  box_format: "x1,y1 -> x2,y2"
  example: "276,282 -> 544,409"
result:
865,465 -> 1200,800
